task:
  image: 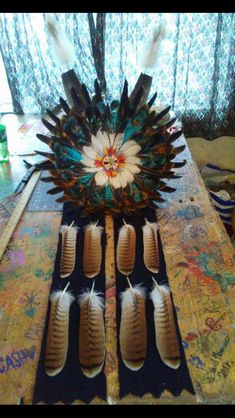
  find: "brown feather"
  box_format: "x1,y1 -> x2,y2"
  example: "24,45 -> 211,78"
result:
83,223 -> 103,278
142,220 -> 159,273
60,224 -> 78,278
150,282 -> 180,369
120,282 -> 147,371
78,287 -> 105,378
45,288 -> 74,376
116,221 -> 136,276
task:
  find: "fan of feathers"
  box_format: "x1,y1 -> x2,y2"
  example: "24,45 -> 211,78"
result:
36,78 -> 186,216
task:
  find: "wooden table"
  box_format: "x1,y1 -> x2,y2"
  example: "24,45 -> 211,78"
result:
0,115 -> 234,405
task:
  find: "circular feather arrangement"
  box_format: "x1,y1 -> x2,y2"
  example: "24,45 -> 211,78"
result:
36,77 -> 186,216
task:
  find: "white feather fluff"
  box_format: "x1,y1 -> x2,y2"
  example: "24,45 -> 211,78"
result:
46,14 -> 76,68
78,289 -> 104,309
50,289 -> 75,309
142,23 -> 168,72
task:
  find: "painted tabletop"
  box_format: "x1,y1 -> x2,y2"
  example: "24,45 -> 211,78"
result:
0,116 -> 234,404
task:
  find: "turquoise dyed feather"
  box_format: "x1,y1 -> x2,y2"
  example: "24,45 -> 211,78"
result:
36,76 -> 186,216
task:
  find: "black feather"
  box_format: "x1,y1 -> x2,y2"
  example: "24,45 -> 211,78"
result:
154,105 -> 171,124
164,117 -> 177,129
34,150 -> 55,161
60,97 -> 70,115
131,86 -> 144,114
172,145 -> 186,155
148,92 -> 157,107
47,186 -> 63,195
172,160 -> 187,168
36,133 -> 50,145
81,83 -> 92,107
41,118 -> 56,134
46,109 -> 60,124
71,87 -> 84,112
94,79 -> 103,103
167,130 -> 183,144
40,176 -> 59,183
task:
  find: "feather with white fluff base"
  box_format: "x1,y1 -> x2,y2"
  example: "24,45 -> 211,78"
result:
150,283 -> 180,369
60,225 -> 78,278
78,288 -> 105,378
116,221 -> 136,276
83,223 -> 103,278
45,289 -> 74,376
120,283 -> 147,371
142,220 -> 159,274
46,14 -> 75,68
142,23 -> 167,71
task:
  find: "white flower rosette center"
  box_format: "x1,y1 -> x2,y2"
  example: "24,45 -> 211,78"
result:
81,130 -> 141,189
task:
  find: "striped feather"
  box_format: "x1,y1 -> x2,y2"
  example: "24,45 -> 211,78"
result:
116,220 -> 136,276
60,223 -> 78,278
45,286 -> 74,376
150,281 -> 180,369
142,219 -> 159,273
83,222 -> 103,278
120,280 -> 147,371
78,284 -> 105,378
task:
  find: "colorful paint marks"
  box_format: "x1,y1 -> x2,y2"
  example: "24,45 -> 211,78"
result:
0,346 -> 36,374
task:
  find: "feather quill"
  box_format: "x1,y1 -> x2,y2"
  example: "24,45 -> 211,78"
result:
150,279 -> 180,369
142,23 -> 167,72
142,219 -> 159,273
83,222 -> 103,278
116,220 -> 136,276
78,282 -> 105,378
60,222 -> 78,278
45,283 -> 74,376
46,14 -> 75,68
120,279 -> 147,371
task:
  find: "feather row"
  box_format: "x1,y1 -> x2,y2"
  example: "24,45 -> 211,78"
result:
142,220 -> 159,273
116,221 -> 136,276
78,286 -> 105,378
45,288 -> 74,376
120,282 -> 147,371
150,282 -> 180,369
83,223 -> 103,278
60,224 -> 78,278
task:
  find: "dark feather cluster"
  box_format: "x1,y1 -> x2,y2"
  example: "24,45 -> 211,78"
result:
36,76 -> 186,216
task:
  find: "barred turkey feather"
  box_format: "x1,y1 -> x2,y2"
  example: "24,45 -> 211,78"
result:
142,219 -> 159,273
150,280 -> 181,369
78,284 -> 105,378
120,280 -> 147,371
45,285 -> 74,376
83,222 -> 103,278
60,223 -> 78,278
116,220 -> 136,276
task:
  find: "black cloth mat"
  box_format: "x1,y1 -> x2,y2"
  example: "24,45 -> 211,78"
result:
32,203 -> 195,404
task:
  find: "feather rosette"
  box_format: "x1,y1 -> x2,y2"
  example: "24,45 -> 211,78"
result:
37,74 -> 186,216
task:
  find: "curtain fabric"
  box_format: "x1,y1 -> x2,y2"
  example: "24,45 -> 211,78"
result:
0,12 -> 234,139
